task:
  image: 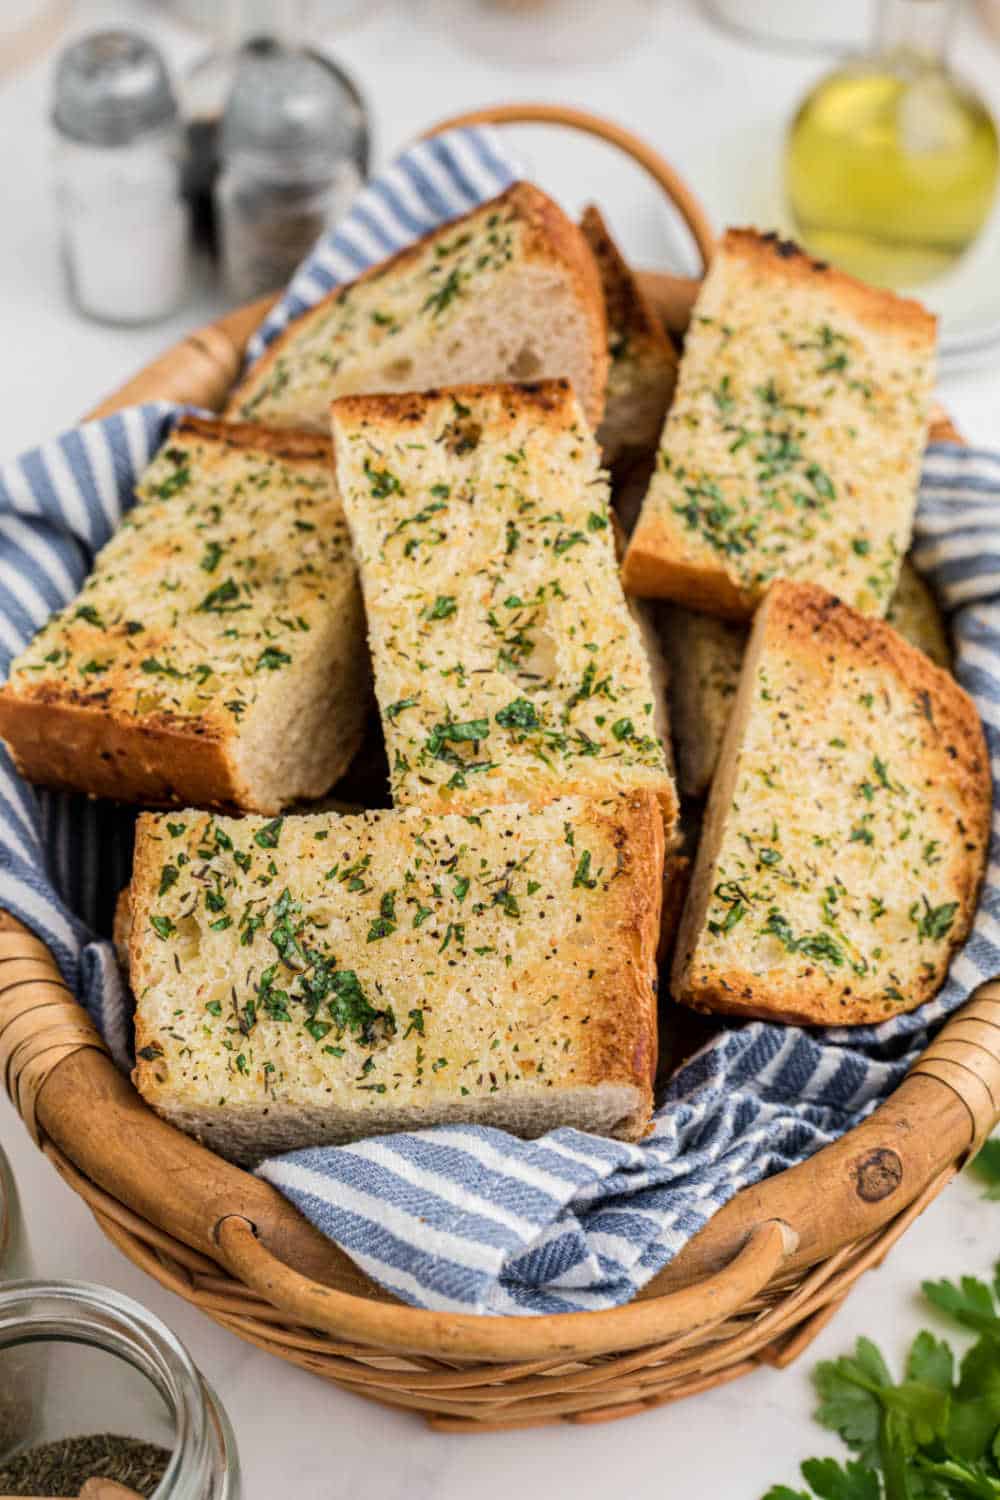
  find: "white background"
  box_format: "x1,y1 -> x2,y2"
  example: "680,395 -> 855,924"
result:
2,1 -> 1000,1495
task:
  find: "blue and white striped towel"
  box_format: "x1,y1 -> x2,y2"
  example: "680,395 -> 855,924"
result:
1,126 -> 998,1316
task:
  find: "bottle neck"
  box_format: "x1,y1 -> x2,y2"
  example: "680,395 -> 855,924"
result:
876,0 -> 956,66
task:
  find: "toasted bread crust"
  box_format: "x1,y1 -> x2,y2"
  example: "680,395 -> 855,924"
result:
581,204 -> 678,464
329,376 -> 576,430
673,581 -> 990,1026
620,518 -> 756,617
227,181 -> 610,429
173,414 -> 334,463
514,185 -> 609,426
0,692 -> 243,808
581,204 -> 676,363
563,791 -> 663,1127
722,229 -> 938,346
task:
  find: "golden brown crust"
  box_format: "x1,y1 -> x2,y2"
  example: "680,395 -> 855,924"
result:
329,377 -> 577,432
580,204 -> 678,465
673,580 -> 991,1027
570,793 -> 662,1134
722,228 -> 938,347
581,204 -> 676,363
227,181 -> 610,429
620,520 -> 756,617
515,186 -> 609,427
0,692 -> 244,808
113,884 -> 132,972
658,853 -> 691,966
174,414 -> 333,464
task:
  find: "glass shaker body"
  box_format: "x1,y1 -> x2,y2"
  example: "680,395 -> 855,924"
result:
54,126 -> 190,324
0,1281 -> 240,1499
215,44 -> 367,301
51,31 -> 190,324
216,148 -> 360,301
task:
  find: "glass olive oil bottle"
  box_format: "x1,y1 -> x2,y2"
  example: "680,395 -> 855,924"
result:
786,0 -> 999,287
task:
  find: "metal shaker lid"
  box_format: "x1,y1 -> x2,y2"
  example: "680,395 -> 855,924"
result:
221,41 -> 367,171
52,30 -> 178,147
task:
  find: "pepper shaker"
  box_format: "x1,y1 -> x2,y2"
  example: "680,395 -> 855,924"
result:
215,43 -> 366,301
52,31 -> 190,324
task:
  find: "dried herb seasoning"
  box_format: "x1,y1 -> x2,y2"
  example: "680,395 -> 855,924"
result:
0,1433 -> 170,1497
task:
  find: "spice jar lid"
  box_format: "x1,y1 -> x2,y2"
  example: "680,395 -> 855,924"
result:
52,30 -> 178,147
221,41 -> 367,174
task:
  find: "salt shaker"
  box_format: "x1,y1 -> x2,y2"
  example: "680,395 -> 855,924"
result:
215,43 -> 365,301
52,31 -> 190,324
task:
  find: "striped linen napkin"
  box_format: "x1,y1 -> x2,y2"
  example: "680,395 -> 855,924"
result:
0,127 -> 997,1316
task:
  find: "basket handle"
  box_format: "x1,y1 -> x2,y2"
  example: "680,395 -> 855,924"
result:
422,102 -> 715,272
213,1212 -> 796,1363
84,294 -> 278,422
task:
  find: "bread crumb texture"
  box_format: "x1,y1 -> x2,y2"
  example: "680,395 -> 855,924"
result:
0,418 -> 367,811
227,181 -> 608,430
673,581 -> 989,1026
131,793 -> 662,1160
331,381 -> 677,825
623,229 -> 936,617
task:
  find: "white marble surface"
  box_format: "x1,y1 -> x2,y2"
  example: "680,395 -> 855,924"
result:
2,2 -> 1000,1495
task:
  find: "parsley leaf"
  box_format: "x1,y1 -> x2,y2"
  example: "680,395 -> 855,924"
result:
495,697 -> 539,730
971,1140 -> 1000,1201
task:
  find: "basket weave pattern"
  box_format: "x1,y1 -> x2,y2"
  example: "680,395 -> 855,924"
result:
2,106 -> 1000,1430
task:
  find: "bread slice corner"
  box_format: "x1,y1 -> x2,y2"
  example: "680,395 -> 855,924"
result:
622,227 -> 937,619
658,556 -> 953,800
580,203 -> 678,464
225,180 -> 609,433
672,579 -> 988,1026
0,416 -> 369,813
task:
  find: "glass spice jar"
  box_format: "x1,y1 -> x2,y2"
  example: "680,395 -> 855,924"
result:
0,1282 -> 240,1499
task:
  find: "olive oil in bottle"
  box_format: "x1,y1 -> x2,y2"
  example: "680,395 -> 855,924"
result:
785,0 -> 999,287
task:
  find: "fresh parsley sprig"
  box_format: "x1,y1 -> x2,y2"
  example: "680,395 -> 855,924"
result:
763,1257 -> 1000,1499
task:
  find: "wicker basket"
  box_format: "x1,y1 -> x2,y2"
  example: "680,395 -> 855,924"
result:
1,105 -> 998,1434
